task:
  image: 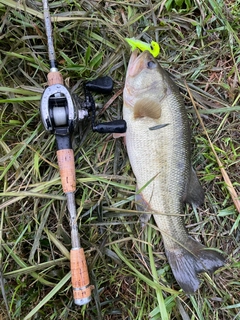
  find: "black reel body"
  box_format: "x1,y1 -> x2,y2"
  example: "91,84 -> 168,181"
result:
40,76 -> 126,150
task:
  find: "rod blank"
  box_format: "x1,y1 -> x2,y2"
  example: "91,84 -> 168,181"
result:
42,0 -> 57,70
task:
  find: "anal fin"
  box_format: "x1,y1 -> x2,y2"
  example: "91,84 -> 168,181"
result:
135,193 -> 152,226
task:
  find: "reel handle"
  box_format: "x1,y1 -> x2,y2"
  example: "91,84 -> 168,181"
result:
85,77 -> 127,135
85,76 -> 113,94
93,120 -> 127,134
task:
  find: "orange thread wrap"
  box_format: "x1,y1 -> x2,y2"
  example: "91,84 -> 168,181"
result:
47,71 -> 64,86
57,149 -> 76,193
70,248 -> 91,300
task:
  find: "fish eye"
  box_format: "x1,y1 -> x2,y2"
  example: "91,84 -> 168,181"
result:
147,61 -> 157,69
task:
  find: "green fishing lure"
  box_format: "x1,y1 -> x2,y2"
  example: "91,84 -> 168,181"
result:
125,38 -> 160,57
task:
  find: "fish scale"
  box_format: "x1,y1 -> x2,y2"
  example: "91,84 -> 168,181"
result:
125,102 -> 189,247
123,49 -> 225,293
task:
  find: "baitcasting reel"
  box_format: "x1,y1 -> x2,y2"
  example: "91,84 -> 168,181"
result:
40,76 -> 126,150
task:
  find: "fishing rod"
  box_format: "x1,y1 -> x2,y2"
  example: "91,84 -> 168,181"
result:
40,0 -> 126,306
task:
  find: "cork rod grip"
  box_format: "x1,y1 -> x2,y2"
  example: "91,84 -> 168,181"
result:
57,149 -> 76,193
71,248 -> 91,303
47,71 -> 64,86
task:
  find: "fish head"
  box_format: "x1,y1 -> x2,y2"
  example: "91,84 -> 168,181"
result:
126,49 -> 161,81
124,50 -> 167,110
126,49 -> 159,84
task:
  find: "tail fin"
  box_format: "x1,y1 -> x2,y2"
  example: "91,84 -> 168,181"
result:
165,237 -> 225,294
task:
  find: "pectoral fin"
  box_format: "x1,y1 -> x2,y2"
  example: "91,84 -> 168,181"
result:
134,98 -> 161,119
184,168 -> 205,207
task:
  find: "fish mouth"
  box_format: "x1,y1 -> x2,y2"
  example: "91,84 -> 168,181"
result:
127,50 -> 152,77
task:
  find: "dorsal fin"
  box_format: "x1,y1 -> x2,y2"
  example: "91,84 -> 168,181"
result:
134,98 -> 161,119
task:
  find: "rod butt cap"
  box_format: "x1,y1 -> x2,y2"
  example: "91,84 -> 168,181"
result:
74,295 -> 91,306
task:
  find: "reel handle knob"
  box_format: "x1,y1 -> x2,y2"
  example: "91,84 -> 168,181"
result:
93,120 -> 127,134
85,76 -> 113,94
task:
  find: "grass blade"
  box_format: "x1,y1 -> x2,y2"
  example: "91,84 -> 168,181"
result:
23,273 -> 71,320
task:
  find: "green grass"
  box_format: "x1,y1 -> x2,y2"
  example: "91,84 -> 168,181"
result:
0,0 -> 240,319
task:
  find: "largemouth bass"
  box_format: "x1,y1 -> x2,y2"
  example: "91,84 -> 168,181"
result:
123,50 -> 225,294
